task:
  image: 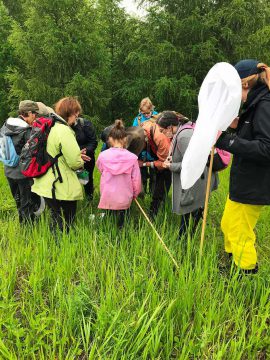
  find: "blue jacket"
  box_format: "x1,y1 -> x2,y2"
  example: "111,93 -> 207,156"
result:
132,111 -> 158,127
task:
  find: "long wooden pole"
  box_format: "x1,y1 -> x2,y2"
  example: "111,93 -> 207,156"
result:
134,198 -> 180,270
200,146 -> 215,257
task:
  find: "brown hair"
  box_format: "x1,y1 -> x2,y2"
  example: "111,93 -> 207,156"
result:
108,119 -> 126,140
54,97 -> 82,121
157,111 -> 189,129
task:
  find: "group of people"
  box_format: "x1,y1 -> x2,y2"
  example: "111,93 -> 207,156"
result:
1,58 -> 270,275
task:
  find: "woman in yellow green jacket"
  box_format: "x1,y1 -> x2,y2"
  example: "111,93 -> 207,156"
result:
32,97 -> 87,232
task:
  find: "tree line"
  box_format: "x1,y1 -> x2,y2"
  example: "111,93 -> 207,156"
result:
1,0 -> 270,130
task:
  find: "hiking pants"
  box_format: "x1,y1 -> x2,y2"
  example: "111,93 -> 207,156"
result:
7,177 -> 35,223
221,198 -> 263,270
44,198 -> 77,233
84,156 -> 95,199
150,169 -> 171,217
106,209 -> 130,229
140,167 -> 156,195
179,208 -> 204,238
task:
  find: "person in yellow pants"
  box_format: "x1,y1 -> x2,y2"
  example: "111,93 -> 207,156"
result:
221,198 -> 263,270
216,59 -> 270,274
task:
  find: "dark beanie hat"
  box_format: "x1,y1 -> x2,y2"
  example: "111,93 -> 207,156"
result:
234,59 -> 260,79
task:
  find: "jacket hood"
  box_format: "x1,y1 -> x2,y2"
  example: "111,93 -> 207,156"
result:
2,117 -> 30,136
100,148 -> 138,175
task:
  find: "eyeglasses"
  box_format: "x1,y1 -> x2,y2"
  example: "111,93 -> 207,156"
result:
140,110 -> 151,116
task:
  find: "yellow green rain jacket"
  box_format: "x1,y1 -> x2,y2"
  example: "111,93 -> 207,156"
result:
32,122 -> 84,200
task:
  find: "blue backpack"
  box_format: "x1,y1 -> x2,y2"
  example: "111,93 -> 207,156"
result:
0,131 -> 20,167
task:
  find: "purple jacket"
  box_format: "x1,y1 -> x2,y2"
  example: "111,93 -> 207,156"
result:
97,147 -> 141,210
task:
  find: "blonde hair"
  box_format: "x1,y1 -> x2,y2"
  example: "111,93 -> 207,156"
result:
139,97 -> 154,112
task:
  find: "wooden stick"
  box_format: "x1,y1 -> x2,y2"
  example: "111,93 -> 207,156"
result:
200,146 -> 215,257
134,198 -> 180,270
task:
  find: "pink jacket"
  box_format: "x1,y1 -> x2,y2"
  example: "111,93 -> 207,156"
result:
96,147 -> 141,210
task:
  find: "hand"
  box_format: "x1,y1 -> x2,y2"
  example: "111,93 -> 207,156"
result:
81,154 -> 91,162
138,160 -> 144,167
162,160 -> 171,169
229,117 -> 239,129
81,148 -> 91,162
154,160 -> 163,170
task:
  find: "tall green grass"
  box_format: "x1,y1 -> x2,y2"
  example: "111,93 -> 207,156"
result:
0,164 -> 269,359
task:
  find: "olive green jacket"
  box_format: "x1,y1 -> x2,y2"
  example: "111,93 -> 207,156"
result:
32,122 -> 84,200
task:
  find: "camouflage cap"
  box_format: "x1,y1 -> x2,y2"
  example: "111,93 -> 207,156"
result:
36,102 -> 55,116
19,100 -> 40,114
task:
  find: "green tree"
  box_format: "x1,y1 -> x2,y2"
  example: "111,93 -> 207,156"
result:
7,0 -> 110,121
0,1 -> 14,121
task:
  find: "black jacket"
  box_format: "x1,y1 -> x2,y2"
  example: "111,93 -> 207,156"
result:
72,118 -> 98,157
216,83 -> 270,205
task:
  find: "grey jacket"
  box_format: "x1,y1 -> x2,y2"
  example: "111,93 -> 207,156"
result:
2,117 -> 31,179
170,125 -> 218,215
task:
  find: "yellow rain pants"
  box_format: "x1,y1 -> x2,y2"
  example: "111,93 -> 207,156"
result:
221,198 -> 263,270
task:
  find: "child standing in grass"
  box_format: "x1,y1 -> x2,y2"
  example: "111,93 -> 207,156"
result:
96,119 -> 141,228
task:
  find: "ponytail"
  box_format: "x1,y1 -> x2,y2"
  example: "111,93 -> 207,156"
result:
108,119 -> 126,140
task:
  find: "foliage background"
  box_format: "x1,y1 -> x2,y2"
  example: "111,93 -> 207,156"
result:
1,0 -> 270,128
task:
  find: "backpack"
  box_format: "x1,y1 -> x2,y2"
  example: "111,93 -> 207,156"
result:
0,132 -> 20,167
173,122 -> 231,172
19,115 -> 66,198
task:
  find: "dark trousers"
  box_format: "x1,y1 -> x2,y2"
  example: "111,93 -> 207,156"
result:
140,167 -> 156,194
179,208 -> 204,238
7,177 -> 36,223
106,209 -> 129,229
150,169 -> 171,218
44,197 -> 77,233
84,158 -> 95,199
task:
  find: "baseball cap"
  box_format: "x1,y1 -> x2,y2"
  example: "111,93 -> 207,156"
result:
19,100 -> 40,114
36,102 -> 55,116
234,59 -> 260,79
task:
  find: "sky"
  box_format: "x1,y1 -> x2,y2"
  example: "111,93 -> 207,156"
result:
120,0 -> 148,17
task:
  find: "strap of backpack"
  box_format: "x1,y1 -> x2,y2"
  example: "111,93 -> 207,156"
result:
149,125 -> 158,154
51,152 -> 63,199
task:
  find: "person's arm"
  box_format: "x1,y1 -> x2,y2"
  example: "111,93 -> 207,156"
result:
59,125 -> 84,170
216,100 -> 270,163
81,120 -> 98,156
131,160 -> 142,198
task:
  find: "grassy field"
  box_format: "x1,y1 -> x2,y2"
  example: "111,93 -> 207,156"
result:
0,163 -> 269,359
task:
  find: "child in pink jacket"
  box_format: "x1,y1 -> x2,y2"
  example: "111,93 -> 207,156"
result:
96,119 -> 141,228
